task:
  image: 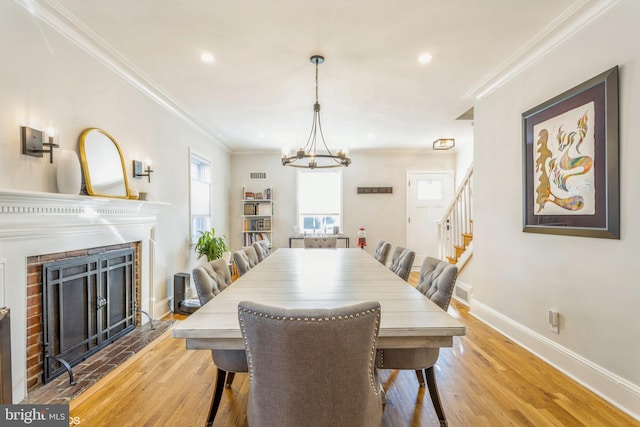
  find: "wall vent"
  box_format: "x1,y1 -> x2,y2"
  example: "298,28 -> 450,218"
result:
453,282 -> 472,306
250,171 -> 268,180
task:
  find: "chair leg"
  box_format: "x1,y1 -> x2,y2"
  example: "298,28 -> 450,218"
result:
415,369 -> 425,387
225,372 -> 235,389
425,366 -> 447,426
207,368 -> 227,427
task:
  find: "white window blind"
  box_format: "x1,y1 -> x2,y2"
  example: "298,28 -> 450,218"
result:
190,151 -> 211,242
297,169 -> 342,234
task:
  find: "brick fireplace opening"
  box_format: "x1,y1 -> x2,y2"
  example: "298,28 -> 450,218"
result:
25,242 -> 141,391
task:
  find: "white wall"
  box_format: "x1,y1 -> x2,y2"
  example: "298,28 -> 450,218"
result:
454,141 -> 473,188
231,151 -> 455,257
0,3 -> 230,318
472,0 -> 640,418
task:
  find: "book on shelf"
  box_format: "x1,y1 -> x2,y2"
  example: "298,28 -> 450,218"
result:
244,204 -> 256,215
243,218 -> 272,231
244,232 -> 272,246
242,203 -> 272,216
258,203 -> 271,216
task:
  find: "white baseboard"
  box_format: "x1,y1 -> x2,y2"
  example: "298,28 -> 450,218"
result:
154,298 -> 172,321
470,299 -> 640,422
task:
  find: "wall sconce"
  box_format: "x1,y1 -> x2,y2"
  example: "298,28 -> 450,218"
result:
21,126 -> 60,163
133,160 -> 154,183
432,138 -> 455,150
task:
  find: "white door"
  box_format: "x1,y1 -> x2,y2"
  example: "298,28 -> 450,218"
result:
407,172 -> 454,267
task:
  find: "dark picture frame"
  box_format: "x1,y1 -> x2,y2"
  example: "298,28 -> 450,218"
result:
522,66 -> 619,239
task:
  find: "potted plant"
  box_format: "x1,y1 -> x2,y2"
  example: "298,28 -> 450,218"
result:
195,228 -> 230,262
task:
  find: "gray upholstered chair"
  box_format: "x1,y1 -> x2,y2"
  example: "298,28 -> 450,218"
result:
191,259 -> 248,426
303,236 -> 338,248
238,301 -> 383,427
388,246 -> 415,281
233,246 -> 259,276
377,256 -> 458,427
192,258 -> 232,303
252,240 -> 271,262
374,240 -> 391,265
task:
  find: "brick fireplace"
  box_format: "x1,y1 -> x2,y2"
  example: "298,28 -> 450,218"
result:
0,190 -> 161,402
25,243 -> 141,391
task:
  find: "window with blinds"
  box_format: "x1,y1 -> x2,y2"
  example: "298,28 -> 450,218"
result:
297,169 -> 342,235
190,150 -> 211,242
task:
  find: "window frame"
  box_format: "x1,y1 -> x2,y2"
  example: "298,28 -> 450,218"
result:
189,148 -> 212,244
296,169 -> 343,235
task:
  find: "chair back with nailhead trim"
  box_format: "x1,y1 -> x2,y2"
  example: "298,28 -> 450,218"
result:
238,300 -> 383,427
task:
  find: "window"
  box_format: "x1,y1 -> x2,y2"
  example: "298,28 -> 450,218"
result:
297,169 -> 342,234
416,179 -> 443,201
190,150 -> 211,242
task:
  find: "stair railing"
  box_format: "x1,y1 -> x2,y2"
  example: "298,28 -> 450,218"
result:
438,166 -> 473,263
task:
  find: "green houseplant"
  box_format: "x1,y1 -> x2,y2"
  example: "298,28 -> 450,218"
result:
195,228 -> 229,262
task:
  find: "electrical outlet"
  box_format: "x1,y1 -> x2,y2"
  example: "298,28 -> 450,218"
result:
548,310 -> 559,334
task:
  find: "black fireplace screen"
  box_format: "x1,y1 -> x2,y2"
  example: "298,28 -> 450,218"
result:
42,248 -> 136,384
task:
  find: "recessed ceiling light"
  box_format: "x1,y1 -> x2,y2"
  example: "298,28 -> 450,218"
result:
201,52 -> 215,63
418,53 -> 432,64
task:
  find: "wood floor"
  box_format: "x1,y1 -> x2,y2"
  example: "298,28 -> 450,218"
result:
70,273 -> 639,426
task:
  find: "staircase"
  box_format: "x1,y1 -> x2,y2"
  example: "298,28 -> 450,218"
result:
437,166 -> 473,268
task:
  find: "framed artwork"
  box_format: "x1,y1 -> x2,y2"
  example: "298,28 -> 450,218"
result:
522,66 -> 619,239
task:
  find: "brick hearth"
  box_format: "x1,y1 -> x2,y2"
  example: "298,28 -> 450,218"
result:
22,318 -> 175,405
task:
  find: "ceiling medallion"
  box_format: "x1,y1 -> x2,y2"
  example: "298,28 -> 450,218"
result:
281,55 -> 351,169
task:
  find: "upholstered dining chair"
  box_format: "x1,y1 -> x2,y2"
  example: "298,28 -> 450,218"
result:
233,246 -> 259,276
238,300 -> 383,427
192,258 -> 232,300
303,236 -> 338,248
192,259 -> 249,426
388,246 -> 415,281
374,240 -> 391,265
252,240 -> 271,262
376,256 -> 458,427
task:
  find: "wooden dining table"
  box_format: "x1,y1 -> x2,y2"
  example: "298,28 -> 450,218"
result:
173,248 -> 465,350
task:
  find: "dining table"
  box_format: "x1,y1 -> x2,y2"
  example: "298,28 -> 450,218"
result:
173,248 -> 466,350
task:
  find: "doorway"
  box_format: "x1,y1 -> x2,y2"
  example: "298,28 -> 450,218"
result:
406,172 -> 454,267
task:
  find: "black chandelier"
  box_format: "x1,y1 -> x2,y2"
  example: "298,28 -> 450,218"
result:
282,55 -> 351,169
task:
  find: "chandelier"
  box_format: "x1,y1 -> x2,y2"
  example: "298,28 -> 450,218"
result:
282,55 -> 351,169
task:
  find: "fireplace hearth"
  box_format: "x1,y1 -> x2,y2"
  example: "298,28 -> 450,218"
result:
42,248 -> 137,384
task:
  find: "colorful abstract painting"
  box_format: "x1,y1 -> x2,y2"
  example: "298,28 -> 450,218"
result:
522,66 -> 619,239
533,102 -> 595,216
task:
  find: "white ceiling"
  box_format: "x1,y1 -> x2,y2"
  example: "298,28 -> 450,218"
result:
42,0 -> 593,153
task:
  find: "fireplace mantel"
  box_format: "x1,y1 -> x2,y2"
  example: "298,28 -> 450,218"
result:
0,189 -> 166,402
0,190 -> 166,239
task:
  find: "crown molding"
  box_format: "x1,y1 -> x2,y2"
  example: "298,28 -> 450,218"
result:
14,0 -> 230,152
465,0 -> 620,100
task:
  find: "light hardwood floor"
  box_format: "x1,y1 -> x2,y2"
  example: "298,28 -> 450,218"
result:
70,273 -> 639,426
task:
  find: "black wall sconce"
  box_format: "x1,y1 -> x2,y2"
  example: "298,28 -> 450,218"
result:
133,160 -> 154,183
21,126 -> 60,163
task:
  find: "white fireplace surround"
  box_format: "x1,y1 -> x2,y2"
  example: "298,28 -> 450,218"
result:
0,189 -> 163,402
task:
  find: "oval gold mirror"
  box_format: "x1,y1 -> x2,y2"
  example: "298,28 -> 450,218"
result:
79,128 -> 131,198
